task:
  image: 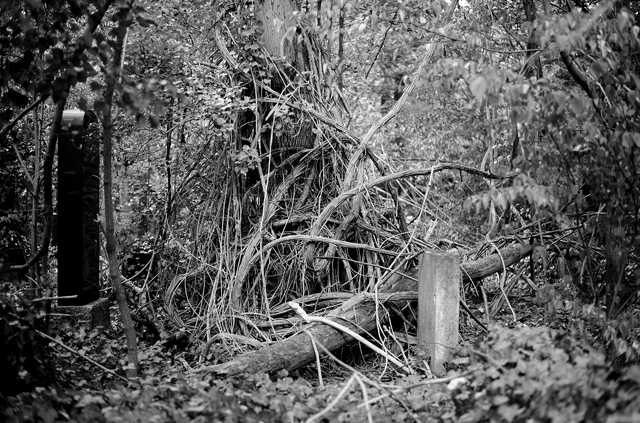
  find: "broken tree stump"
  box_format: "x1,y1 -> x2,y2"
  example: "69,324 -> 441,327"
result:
417,251 -> 460,374
200,243 -> 532,377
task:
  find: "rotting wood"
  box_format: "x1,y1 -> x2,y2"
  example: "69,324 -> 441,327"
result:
197,243 -> 532,377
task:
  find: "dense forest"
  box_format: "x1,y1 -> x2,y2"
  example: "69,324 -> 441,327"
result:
1,0 -> 639,421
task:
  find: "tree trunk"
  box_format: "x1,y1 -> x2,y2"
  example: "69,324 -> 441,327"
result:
30,104 -> 42,293
103,19 -> 139,378
203,243 -> 532,377
522,0 -> 543,78
257,0 -> 316,150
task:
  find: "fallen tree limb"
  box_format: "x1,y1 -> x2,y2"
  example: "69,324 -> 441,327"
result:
197,243 -> 532,377
461,244 -> 533,283
289,301 -> 411,373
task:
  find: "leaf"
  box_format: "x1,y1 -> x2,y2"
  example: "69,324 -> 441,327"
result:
590,60 -> 605,80
569,96 -> 584,115
492,395 -> 509,406
497,402 -> 521,421
148,115 -> 159,128
136,16 -> 156,28
89,81 -> 104,91
469,76 -> 488,101
552,91 -> 566,109
5,88 -> 30,107
75,394 -> 106,408
495,193 -> 508,210
35,404 -> 58,423
93,100 -> 108,116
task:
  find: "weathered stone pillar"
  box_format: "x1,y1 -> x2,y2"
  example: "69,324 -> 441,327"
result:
417,251 -> 460,374
57,110 -> 100,307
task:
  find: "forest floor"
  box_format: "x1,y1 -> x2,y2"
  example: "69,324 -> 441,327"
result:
2,282 -> 637,423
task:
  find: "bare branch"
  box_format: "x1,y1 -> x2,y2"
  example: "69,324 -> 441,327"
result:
0,94 -> 49,140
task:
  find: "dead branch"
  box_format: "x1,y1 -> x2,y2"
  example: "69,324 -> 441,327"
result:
197,243 -> 531,377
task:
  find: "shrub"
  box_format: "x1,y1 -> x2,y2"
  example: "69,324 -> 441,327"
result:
445,325 -> 640,423
0,284 -> 55,399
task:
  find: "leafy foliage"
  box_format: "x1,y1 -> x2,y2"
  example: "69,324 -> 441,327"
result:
447,325 -> 640,423
2,0 -> 640,421
0,285 -> 54,399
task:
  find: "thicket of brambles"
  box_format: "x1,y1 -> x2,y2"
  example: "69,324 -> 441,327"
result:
1,0 -> 639,421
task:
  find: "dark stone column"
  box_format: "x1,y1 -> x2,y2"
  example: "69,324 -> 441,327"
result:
57,110 -> 100,306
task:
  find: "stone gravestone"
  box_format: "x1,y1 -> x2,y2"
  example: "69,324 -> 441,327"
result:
56,110 -> 108,329
417,251 -> 460,374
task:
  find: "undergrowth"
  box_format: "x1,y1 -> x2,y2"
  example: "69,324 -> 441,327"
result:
446,324 -> 640,423
4,296 -> 640,423
0,284 -> 55,400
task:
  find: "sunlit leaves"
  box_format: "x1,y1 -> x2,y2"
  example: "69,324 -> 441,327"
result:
233,145 -> 260,175
465,175 -> 560,216
469,76 -> 487,101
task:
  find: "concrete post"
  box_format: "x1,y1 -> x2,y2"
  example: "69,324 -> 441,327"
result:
417,251 -> 460,374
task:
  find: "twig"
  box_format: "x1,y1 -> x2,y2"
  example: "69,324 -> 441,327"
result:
305,374 -> 356,423
0,95 -> 49,140
480,284 -> 490,327
364,10 -> 396,79
307,163 -> 509,270
489,266 -> 525,319
36,330 -> 129,382
357,373 -> 463,408
469,347 -> 507,373
487,239 -> 516,321
355,374 -> 374,423
460,300 -> 489,333
31,295 -> 77,303
303,329 -> 324,389
520,274 -> 539,294
252,234 -> 403,266
302,333 -> 420,421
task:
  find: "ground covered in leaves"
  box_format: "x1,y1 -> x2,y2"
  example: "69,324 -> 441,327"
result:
2,313 -> 455,423
3,289 -> 640,423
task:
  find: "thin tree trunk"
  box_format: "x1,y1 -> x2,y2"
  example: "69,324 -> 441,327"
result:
103,20 -> 139,377
522,0 -> 543,78
42,99 -> 66,328
30,104 -> 42,294
337,5 -> 344,91
164,97 -> 173,235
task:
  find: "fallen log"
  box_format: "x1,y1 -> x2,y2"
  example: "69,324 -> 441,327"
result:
199,243 -> 532,377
